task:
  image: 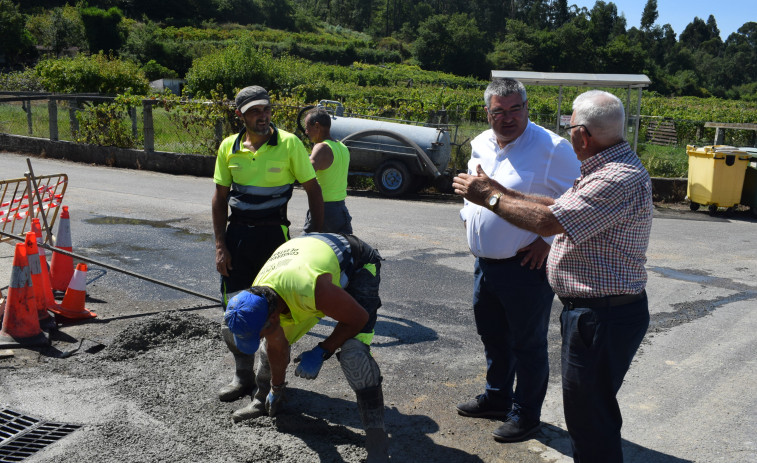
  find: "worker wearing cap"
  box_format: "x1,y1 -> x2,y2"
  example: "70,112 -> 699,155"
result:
213,85 -> 324,404
302,107 -> 353,234
224,233 -> 388,463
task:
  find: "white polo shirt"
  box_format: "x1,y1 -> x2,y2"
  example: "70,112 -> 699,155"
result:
460,121 -> 581,259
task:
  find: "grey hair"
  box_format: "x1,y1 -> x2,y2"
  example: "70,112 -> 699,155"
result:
484,78 -> 528,108
306,107 -> 331,128
571,90 -> 625,142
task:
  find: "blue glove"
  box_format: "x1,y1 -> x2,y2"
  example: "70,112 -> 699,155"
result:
265,388 -> 286,417
294,344 -> 331,379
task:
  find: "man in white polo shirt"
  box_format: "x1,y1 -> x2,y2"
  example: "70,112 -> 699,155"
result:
455,78 -> 580,443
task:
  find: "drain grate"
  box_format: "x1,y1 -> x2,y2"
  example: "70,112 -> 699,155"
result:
0,408 -> 81,462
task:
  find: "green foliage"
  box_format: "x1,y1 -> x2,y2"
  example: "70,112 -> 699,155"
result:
0,67 -> 44,91
158,86 -> 231,155
35,53 -> 150,94
0,0 -> 36,62
638,144 -> 688,178
80,6 -> 124,54
183,41 -> 284,98
25,5 -> 87,57
75,93 -> 142,148
141,60 -> 178,80
413,14 -> 489,78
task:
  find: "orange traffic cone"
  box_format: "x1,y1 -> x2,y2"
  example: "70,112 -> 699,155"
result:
24,232 -> 57,331
0,243 -> 49,348
50,205 -> 74,292
0,288 -> 5,325
55,263 -> 96,320
30,219 -> 62,314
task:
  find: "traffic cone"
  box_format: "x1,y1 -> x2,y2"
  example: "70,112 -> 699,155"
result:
30,219 -> 62,314
54,263 -> 96,320
0,288 -> 5,325
24,231 -> 57,331
0,243 -> 49,348
50,205 -> 74,292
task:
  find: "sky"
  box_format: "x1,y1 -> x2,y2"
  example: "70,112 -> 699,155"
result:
571,0 -> 755,40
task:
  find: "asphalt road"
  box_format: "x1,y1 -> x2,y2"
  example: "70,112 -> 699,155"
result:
1,152 -> 756,463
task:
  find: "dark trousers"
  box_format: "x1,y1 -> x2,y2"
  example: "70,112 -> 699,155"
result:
220,222 -> 289,305
473,257 -> 554,419
560,297 -> 649,463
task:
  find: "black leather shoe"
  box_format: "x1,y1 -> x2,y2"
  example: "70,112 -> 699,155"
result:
456,394 -> 511,419
492,411 -> 541,442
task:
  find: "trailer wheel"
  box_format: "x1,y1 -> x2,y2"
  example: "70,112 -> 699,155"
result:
374,161 -> 411,196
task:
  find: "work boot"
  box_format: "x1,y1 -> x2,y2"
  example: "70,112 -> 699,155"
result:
491,409 -> 541,443
218,326 -> 256,402
456,394 -> 511,419
232,340 -> 276,423
356,384 -> 389,463
231,398 -> 267,423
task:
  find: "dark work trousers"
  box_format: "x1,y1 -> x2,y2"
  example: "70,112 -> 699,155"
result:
472,256 -> 554,419
220,222 -> 289,306
560,297 -> 649,463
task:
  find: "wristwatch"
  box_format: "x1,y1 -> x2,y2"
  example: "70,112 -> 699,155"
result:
487,192 -> 503,210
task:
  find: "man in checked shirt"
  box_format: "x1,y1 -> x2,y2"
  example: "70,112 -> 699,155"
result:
453,89 -> 653,463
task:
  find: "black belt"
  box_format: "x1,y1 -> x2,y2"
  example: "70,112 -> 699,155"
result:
559,291 -> 646,309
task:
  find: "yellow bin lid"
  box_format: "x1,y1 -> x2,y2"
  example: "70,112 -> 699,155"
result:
686,145 -> 751,160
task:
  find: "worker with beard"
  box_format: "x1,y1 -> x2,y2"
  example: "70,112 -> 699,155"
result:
212,85 -> 324,406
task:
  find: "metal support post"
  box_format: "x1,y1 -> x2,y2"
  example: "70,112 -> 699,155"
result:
48,98 -> 58,141
129,106 -> 138,140
143,100 -> 154,152
69,100 -> 79,138
556,85 -> 563,133
25,99 -> 33,135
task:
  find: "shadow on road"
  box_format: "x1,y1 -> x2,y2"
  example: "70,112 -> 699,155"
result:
279,388 -> 485,462
535,423 -> 694,463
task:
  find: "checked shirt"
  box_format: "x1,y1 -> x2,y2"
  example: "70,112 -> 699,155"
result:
546,141 -> 653,298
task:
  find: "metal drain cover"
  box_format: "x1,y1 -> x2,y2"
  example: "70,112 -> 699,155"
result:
0,408 -> 81,462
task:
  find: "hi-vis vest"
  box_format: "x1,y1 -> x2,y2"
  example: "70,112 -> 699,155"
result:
252,233 -> 357,343
214,124 -> 315,222
317,140 -> 350,202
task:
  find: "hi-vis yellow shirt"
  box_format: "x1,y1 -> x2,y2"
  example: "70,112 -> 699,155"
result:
214,125 -> 315,188
317,139 -> 350,202
253,236 -> 341,343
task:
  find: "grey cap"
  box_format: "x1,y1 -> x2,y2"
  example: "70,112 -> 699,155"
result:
235,86 -> 270,114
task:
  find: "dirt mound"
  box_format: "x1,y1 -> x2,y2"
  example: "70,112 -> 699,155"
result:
103,311 -> 217,360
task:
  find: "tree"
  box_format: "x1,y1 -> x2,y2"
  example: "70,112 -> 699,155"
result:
256,0 -> 295,30
679,17 -> 710,50
549,0 -> 570,29
0,0 -> 35,63
640,0 -> 657,31
413,13 -> 489,78
80,6 -> 124,54
588,1 -> 626,47
26,5 -> 87,57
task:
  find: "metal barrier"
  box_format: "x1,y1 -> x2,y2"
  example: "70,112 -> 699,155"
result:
0,173 -> 67,246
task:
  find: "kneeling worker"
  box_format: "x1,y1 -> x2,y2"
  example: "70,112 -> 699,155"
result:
224,233 -> 388,462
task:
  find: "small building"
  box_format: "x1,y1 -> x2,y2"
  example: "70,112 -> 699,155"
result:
149,78 -> 185,96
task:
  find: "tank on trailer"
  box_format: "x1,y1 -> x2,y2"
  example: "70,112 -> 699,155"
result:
313,100 -> 453,196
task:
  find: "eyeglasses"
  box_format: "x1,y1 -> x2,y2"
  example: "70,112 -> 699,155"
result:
487,103 -> 527,120
565,124 -> 592,137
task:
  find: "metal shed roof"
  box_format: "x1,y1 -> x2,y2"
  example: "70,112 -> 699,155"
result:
490,71 -> 651,88
490,70 -> 651,151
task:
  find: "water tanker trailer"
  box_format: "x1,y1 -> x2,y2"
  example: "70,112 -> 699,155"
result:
299,101 -> 454,196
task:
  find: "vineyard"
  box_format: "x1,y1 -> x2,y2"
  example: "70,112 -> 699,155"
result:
3,45 -> 757,180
